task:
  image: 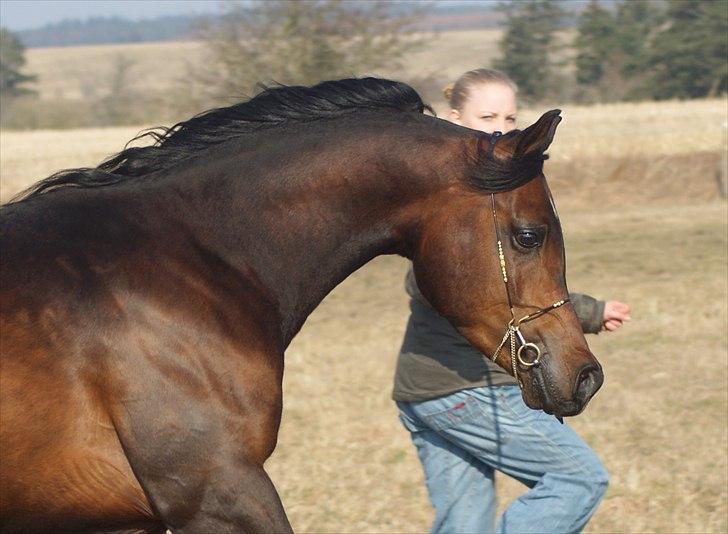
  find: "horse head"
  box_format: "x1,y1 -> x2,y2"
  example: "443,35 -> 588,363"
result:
411,110 -> 603,417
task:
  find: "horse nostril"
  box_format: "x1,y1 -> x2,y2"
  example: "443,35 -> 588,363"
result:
575,365 -> 604,402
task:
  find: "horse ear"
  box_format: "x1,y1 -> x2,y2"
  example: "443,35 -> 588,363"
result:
515,109 -> 562,156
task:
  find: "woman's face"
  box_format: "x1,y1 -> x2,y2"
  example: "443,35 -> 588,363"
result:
449,82 -> 517,134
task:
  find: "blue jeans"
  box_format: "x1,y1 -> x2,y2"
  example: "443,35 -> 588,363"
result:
397,386 -> 608,534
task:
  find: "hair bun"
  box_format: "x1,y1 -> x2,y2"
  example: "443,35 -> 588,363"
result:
442,84 -> 454,101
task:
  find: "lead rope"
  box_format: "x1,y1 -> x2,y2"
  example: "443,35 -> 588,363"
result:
488,192 -> 569,385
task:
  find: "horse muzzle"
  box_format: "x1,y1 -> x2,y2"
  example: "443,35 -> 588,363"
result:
522,358 -> 604,417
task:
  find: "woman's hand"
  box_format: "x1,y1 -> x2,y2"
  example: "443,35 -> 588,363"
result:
602,300 -> 631,331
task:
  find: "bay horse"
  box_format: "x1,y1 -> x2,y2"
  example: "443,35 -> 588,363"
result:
0,78 -> 602,533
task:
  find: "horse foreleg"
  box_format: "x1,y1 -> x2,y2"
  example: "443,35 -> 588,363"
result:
106,361 -> 291,532
113,416 -> 292,533
167,461 -> 292,534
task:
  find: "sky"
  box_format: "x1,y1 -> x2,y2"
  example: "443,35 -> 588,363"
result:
0,0 -> 491,31
0,0 -> 222,30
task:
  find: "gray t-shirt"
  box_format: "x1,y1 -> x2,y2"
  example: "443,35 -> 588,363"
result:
392,266 -> 604,402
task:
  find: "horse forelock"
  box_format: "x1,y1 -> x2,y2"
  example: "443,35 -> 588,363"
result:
467,129 -> 549,193
468,153 -> 549,193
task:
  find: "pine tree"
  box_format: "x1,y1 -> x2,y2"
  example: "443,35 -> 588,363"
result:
192,0 -> 427,103
572,0 -> 663,101
613,0 -> 662,80
574,0 -> 616,86
495,0 -> 565,102
646,0 -> 728,99
0,28 -> 37,97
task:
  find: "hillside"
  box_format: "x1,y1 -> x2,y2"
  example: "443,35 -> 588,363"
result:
21,30 -> 505,104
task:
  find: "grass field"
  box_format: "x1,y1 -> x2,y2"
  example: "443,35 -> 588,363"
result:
22,30 -> 504,103
1,97 -> 726,532
10,30 -> 508,130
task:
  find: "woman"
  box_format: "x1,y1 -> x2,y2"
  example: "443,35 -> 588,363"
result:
394,68 -> 631,534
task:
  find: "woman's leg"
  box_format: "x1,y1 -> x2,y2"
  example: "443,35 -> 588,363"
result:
402,386 -> 608,534
486,387 -> 608,534
398,399 -> 496,534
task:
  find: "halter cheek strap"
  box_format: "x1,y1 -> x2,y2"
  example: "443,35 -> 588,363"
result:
486,132 -> 568,385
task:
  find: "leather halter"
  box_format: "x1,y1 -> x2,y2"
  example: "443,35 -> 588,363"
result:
486,132 -> 569,385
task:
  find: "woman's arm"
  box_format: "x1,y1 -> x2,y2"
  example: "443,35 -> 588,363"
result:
570,293 -> 631,334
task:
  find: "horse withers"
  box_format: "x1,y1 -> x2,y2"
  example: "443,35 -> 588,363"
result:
0,78 -> 602,533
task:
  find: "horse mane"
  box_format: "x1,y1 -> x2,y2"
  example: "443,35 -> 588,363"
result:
9,76 -> 547,203
10,77 -> 433,202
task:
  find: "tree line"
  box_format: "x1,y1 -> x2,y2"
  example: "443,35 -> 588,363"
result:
502,0 -> 727,103
10,4 -> 506,49
15,16 -> 196,48
1,0 -> 726,129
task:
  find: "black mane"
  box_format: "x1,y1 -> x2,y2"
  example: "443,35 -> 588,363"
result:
10,77 -> 433,202
8,77 -> 546,203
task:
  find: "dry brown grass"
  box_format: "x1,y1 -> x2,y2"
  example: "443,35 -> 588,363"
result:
1,99 -> 726,533
25,41 -> 206,101
0,126 -> 143,201
13,30 -> 508,130
520,99 -> 726,160
22,30 -> 504,102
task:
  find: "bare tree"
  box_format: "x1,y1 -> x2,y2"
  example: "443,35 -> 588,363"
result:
190,0 -> 429,104
99,54 -> 136,123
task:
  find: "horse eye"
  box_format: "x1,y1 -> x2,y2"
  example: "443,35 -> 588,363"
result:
515,230 -> 540,248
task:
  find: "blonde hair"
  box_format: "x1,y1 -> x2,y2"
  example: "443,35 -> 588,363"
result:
443,68 -> 518,111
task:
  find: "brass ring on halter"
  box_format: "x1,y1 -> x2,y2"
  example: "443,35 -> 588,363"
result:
517,343 -> 541,367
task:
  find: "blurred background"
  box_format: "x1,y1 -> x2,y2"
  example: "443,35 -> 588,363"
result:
1,0 -> 726,532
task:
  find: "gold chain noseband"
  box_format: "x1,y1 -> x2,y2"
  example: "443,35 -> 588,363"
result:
486,133 -> 568,384
489,297 -> 568,384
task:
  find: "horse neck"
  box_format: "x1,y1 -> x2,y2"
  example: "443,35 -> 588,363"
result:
166,118 -> 462,348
